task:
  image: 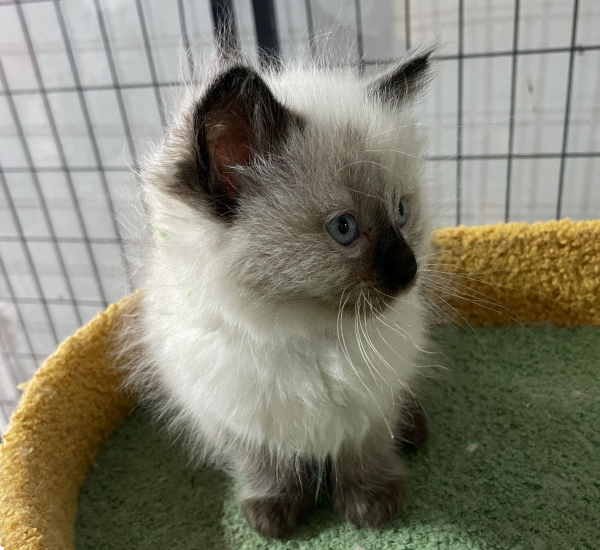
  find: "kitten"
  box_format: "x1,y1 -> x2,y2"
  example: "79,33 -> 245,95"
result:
126,48 -> 434,539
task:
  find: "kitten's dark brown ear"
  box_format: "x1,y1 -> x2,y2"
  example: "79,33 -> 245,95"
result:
368,48 -> 434,106
194,65 -> 301,218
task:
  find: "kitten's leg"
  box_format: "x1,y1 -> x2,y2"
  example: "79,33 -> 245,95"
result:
238,451 -> 318,539
333,428 -> 406,529
396,398 -> 428,452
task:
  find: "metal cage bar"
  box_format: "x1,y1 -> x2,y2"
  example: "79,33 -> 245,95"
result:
176,0 -> 195,78
3,44 -> 600,98
354,0 -> 365,75
304,0 -> 316,59
134,0 -> 167,128
211,0 -> 240,55
0,241 -> 40,357
0,164 -> 59,347
456,0 -> 464,226
92,0 -> 139,172
504,0 -> 520,223
0,58 -> 83,326
52,0 -> 133,291
252,0 -> 280,65
404,0 -> 411,50
556,0 -> 581,219
15,2 -> 108,310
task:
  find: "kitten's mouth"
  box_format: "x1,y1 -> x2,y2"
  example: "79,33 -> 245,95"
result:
347,273 -> 419,315
365,271 -> 418,294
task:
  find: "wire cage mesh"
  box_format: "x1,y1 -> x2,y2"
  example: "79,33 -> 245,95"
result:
0,0 -> 599,431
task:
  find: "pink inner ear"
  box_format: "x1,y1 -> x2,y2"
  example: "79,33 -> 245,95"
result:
213,140 -> 253,198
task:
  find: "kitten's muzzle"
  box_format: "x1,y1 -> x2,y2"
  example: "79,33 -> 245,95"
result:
372,231 -> 417,295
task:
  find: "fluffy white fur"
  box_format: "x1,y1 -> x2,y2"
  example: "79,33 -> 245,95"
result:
126,56 -> 433,471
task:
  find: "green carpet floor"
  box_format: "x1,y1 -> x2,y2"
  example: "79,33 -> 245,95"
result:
76,327 -> 600,549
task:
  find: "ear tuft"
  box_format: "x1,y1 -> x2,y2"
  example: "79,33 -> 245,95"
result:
368,47 -> 435,106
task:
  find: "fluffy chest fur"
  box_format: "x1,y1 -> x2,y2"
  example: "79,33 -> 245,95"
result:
140,269 -> 426,459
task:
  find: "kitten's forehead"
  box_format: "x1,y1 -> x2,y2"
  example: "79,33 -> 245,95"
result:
267,70 -> 423,202
268,67 -> 418,148
292,114 -> 420,211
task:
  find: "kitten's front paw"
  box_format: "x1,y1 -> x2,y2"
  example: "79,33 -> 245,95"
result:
336,475 -> 406,529
241,496 -> 305,539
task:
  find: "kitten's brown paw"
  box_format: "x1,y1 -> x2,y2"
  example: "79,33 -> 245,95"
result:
336,475 -> 406,529
241,496 -> 305,539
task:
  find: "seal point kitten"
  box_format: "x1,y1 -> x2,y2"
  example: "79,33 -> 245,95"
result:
126,48 -> 434,539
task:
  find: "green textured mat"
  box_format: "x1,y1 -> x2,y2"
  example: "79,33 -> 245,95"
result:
76,327 -> 600,549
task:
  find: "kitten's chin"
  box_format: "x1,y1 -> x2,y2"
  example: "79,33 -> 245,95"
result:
238,273 -> 419,324
326,275 -> 419,319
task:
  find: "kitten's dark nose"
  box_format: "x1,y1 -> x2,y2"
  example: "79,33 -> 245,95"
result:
372,231 -> 417,295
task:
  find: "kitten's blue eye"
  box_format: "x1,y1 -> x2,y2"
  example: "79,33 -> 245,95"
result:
326,213 -> 358,246
398,200 -> 409,227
